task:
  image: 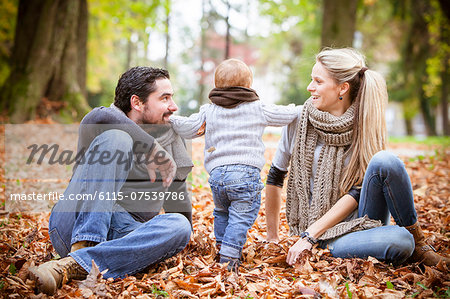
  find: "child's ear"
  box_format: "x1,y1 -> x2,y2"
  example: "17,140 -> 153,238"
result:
130,95 -> 143,112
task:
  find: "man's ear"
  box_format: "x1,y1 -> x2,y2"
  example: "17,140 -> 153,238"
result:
339,82 -> 350,96
130,95 -> 143,112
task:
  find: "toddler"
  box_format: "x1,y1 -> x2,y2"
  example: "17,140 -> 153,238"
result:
169,58 -> 300,271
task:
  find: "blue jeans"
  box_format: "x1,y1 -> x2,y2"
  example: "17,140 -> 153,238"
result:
49,130 -> 191,278
209,164 -> 264,259
321,151 -> 416,264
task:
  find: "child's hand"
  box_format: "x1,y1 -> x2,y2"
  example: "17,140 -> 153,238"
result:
197,121 -> 206,136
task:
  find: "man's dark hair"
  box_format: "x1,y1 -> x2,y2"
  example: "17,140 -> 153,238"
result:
114,66 -> 170,113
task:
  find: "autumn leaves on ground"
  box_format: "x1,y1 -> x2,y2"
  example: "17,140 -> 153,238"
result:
0,128 -> 449,298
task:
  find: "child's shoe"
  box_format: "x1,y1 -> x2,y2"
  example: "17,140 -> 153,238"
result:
219,255 -> 240,274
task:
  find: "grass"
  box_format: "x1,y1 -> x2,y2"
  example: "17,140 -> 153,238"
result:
388,136 -> 450,147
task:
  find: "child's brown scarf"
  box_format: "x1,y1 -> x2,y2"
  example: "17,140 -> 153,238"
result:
208,86 -> 259,108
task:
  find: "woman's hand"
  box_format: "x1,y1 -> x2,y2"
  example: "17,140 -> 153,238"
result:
286,238 -> 312,265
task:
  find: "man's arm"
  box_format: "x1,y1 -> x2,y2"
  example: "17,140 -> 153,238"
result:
80,107 -> 176,186
80,107 -> 157,153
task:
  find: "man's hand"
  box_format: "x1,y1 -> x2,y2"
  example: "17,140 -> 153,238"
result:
146,142 -> 177,188
286,238 -> 312,265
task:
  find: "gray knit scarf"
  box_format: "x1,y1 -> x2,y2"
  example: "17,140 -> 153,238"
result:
286,98 -> 381,240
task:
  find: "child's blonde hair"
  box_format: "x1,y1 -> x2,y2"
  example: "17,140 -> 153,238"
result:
214,59 -> 253,88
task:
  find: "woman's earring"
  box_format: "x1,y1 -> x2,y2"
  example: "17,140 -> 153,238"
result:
339,96 -> 343,100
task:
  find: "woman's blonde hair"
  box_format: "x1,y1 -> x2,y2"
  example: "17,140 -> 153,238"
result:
316,48 -> 388,195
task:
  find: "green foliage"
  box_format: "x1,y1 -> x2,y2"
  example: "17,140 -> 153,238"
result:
9,263 -> 16,275
257,0 -> 321,105
87,0 -> 168,104
386,281 -> 394,290
345,282 -> 353,298
389,136 -> 450,146
151,285 -> 169,297
421,0 -> 446,107
417,281 -> 428,290
0,0 -> 18,86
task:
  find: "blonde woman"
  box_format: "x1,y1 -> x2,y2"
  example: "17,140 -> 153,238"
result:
265,48 -> 449,266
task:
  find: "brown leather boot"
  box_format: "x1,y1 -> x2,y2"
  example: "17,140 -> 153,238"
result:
29,256 -> 88,295
405,222 -> 450,266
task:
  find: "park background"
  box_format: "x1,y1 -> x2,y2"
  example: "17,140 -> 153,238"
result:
0,0 -> 449,137
0,0 -> 449,298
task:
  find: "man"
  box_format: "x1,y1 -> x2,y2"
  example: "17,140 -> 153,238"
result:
29,67 -> 193,295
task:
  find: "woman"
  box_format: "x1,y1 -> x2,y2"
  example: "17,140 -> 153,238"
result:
265,48 -> 449,266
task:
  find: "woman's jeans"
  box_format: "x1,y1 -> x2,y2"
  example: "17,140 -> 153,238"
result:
321,151 -> 417,264
209,165 -> 264,259
48,130 -> 191,278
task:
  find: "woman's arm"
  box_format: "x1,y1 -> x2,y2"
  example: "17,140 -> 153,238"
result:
286,194 -> 358,265
264,121 -> 296,241
265,184 -> 283,242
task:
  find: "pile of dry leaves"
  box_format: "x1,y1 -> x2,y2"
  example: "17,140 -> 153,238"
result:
0,126 -> 449,298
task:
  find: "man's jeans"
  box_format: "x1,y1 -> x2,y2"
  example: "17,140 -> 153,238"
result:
48,129 -> 191,278
209,164 -> 264,259
321,151 -> 417,264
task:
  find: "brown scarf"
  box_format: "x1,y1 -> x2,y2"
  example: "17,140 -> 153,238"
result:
208,86 -> 259,108
286,98 -> 381,240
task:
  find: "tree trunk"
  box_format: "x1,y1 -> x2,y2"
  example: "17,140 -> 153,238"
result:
198,0 -> 207,104
224,0 -> 231,59
0,0 -> 90,123
404,117 -> 414,135
441,53 -> 449,136
126,36 -> 133,70
321,0 -> 358,48
404,0 -> 436,135
439,8 -> 449,136
164,0 -> 170,69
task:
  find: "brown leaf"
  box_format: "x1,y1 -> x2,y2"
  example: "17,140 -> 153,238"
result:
173,279 -> 202,292
77,260 -> 110,297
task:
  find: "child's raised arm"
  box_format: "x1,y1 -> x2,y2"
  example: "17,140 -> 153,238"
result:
169,104 -> 209,139
262,103 -> 302,127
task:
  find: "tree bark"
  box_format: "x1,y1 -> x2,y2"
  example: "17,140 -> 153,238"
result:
224,0 -> 231,59
0,0 -> 90,123
404,0 -> 436,135
198,0 -> 207,105
439,6 -> 449,136
164,0 -> 170,69
441,53 -> 449,136
321,0 -> 358,48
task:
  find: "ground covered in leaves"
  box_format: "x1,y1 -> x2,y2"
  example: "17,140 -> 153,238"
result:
0,125 -> 449,298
